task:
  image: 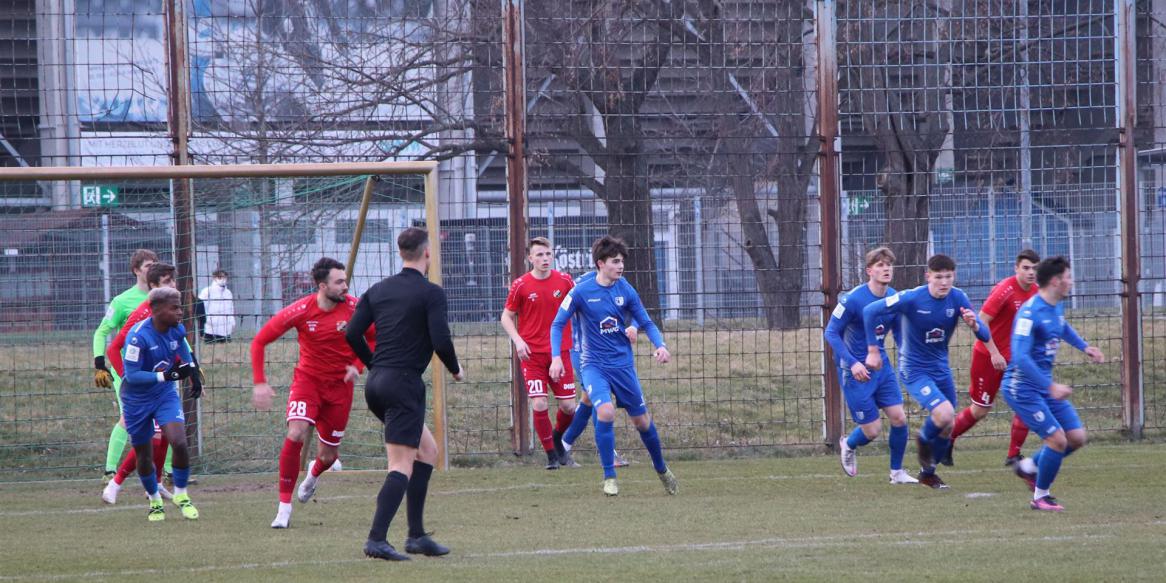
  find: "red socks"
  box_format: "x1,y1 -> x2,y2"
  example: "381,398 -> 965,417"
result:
278,438 -> 304,504
555,408 -> 574,435
113,435 -> 167,485
950,407 -> 979,440
310,457 -> 334,478
1008,415 -> 1030,457
532,408 -> 555,453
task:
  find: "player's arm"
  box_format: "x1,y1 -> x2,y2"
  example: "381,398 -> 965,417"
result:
1010,313 -> 1052,389
500,280 -> 532,360
824,297 -> 856,368
425,286 -> 462,377
549,290 -> 580,380
862,291 -> 905,368
250,304 -> 298,408
626,287 -> 669,363
957,291 -> 991,342
92,301 -> 121,365
349,324 -> 376,377
345,294 -> 376,368
1063,322 -> 1104,363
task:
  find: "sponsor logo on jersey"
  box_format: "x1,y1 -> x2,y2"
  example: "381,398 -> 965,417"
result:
307,320 -> 318,332
528,292 -> 538,302
599,316 -> 621,334
946,308 -> 955,317
1044,339 -> 1060,356
925,328 -> 945,343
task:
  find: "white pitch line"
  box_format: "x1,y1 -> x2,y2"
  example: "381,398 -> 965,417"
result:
0,528 -> 1126,581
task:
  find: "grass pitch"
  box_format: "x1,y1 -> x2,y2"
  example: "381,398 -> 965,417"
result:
2,443 -> 1164,582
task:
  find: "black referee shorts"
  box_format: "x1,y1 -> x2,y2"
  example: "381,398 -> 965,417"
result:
365,367 -> 426,448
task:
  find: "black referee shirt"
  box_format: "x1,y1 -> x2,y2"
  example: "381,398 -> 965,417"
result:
346,267 -> 460,375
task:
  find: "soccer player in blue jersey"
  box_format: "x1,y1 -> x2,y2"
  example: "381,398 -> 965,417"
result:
824,247 -> 917,484
862,254 -> 990,489
121,287 -> 201,521
1002,257 -> 1104,511
549,236 -> 677,496
559,268 -> 638,468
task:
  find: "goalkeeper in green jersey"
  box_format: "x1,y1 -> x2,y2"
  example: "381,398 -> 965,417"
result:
93,248 -> 157,481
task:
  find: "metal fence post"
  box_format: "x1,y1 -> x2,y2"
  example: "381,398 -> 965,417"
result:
816,0 -> 843,448
1116,0 -> 1144,438
503,0 -> 531,456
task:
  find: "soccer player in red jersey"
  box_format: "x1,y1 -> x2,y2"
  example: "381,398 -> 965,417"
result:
251,257 -> 375,529
101,262 -> 188,504
948,249 -> 1040,466
501,237 -> 578,469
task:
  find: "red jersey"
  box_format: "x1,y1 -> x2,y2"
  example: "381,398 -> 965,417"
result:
504,270 -> 574,354
250,293 -> 374,384
108,299 -> 154,377
974,275 -> 1038,360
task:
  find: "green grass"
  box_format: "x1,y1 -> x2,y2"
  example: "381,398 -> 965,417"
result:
0,315 -> 1162,479
1,444 -> 1164,581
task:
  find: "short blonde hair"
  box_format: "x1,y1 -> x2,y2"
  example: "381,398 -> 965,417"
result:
148,286 -> 181,308
528,237 -> 552,252
865,246 -> 895,267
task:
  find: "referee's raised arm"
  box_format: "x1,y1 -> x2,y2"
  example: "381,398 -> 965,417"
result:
355,226 -> 463,562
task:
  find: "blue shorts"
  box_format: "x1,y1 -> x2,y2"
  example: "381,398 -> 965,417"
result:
570,350 -> 582,379
1002,386 -> 1082,438
900,369 -> 957,412
581,364 -> 647,417
840,365 -> 903,424
121,388 -> 185,447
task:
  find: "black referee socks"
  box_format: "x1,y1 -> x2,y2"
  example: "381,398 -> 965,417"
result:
368,471 -> 409,542
407,461 -> 434,538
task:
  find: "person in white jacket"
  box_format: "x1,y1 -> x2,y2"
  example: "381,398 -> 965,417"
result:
198,269 -> 236,343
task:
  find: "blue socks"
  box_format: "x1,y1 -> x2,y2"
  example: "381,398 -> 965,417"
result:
564,402 -> 593,447
846,426 -> 872,450
888,424 -> 908,470
1035,446 -> 1065,490
171,466 -> 190,489
638,422 -> 667,473
139,465 -> 159,496
594,419 -> 616,479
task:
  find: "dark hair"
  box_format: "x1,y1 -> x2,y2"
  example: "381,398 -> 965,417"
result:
1016,249 -> 1040,265
592,235 -> 628,268
927,254 -> 956,272
212,268 -> 228,278
129,249 -> 158,274
398,227 -> 429,261
311,257 -> 346,285
528,236 -> 552,252
146,262 -> 176,287
1036,256 -> 1071,287
865,246 -> 895,267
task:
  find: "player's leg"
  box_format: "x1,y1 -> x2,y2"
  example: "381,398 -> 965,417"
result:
550,359 -> 579,466
931,372 -> 959,466
522,354 -> 559,468
403,425 -> 449,557
103,427 -> 169,504
1006,414 -> 1030,465
364,368 -> 420,561
563,388 -> 592,451
122,403 -> 164,521
838,368 -> 881,477
903,372 -> 954,488
1024,399 -> 1084,511
614,368 -> 676,495
156,391 -> 197,520
952,352 -> 1001,443
298,386 -> 351,504
871,368 -> 913,482
103,374 -> 130,480
584,366 -> 619,493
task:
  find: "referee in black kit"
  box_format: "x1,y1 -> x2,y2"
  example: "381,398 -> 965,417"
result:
345,226 -> 465,562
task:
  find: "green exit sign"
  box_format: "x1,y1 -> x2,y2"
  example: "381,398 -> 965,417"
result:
82,185 -> 119,208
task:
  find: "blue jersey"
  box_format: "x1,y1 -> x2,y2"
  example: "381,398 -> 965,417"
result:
863,285 -> 989,376
824,283 -> 898,369
551,276 -> 664,368
121,318 -> 193,402
569,271 -> 647,357
1003,295 -> 1088,396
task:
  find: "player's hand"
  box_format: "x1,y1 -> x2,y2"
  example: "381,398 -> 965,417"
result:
960,307 -> 978,330
549,357 -> 564,382
990,351 -> 1007,371
864,347 -> 882,370
850,361 -> 870,382
344,364 -> 360,384
1049,382 -> 1073,400
654,346 -> 671,364
94,369 -> 113,389
252,382 -> 275,410
453,366 -> 466,382
187,366 -> 203,399
625,326 -> 639,343
1084,346 -> 1105,363
162,361 -> 193,382
513,339 -> 531,361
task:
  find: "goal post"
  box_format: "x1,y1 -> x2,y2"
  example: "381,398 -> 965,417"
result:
0,161 -> 453,473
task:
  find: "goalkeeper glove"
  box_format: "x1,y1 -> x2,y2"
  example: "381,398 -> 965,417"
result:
95,356 -> 110,372
94,356 -> 113,387
162,361 -> 195,382
187,364 -> 203,399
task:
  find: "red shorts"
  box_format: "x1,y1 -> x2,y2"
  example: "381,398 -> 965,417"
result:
286,369 -> 354,447
968,350 -> 1006,407
521,352 -> 577,400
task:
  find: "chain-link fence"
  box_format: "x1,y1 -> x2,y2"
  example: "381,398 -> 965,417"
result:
0,0 -> 1159,480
